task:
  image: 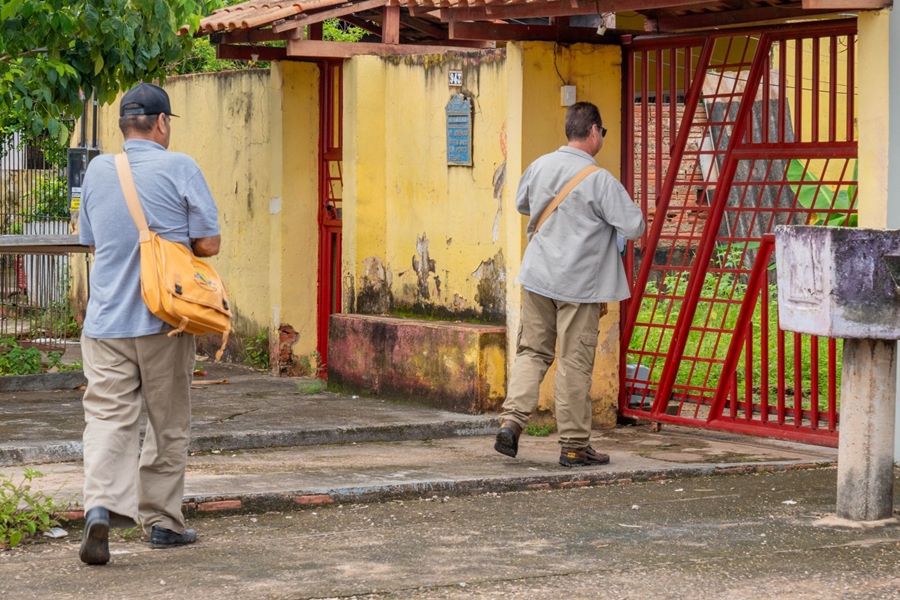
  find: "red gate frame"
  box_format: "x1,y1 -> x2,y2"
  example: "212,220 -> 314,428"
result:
620,20 -> 858,447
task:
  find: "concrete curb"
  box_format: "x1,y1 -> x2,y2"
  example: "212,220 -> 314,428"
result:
0,441 -> 85,466
189,419 -> 501,453
0,371 -> 86,392
56,459 -> 837,522
0,418 -> 501,467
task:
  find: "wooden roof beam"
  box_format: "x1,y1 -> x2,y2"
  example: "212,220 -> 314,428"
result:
803,0 -> 888,7
383,5 -> 400,44
216,29 -> 290,44
647,5 -> 841,32
217,43 -> 288,61
408,5 -> 441,17
339,14 -> 384,35
449,20 -> 616,42
400,15 -> 447,38
286,38 -> 488,57
408,39 -> 494,47
272,0 -> 389,32
440,0 -> 706,22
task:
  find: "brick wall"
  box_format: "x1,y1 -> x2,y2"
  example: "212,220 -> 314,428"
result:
632,103 -> 709,242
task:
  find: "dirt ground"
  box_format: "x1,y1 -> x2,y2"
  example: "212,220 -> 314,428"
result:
2,468 -> 900,600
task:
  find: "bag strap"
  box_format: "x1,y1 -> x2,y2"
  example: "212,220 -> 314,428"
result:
114,153 -> 152,242
533,165 -> 600,235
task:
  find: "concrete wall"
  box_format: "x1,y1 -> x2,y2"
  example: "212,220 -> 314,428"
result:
343,52 -> 509,322
343,44 -> 626,426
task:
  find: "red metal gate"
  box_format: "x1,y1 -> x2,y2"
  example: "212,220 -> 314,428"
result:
317,60 -> 343,369
621,21 -> 858,447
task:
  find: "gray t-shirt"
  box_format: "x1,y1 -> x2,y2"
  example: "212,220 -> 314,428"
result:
79,139 -> 221,338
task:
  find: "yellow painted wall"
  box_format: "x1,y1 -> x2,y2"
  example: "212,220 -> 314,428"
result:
276,62 -> 321,360
73,67 -> 321,367
857,11 -> 890,229
344,52 -> 509,320
343,57 -> 388,312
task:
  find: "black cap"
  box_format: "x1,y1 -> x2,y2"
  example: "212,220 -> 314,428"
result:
120,83 -> 178,118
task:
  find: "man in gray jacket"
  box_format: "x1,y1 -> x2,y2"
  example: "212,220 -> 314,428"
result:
494,102 -> 645,467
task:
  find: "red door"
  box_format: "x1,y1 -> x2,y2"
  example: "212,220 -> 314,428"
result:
317,60 -> 343,371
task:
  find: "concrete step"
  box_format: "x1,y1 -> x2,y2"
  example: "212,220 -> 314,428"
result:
0,362 -> 497,467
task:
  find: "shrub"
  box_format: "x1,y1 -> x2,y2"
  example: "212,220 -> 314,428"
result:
0,470 -> 60,549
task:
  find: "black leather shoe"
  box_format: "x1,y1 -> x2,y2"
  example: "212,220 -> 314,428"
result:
149,526 -> 198,549
79,507 -> 110,565
494,421 -> 523,458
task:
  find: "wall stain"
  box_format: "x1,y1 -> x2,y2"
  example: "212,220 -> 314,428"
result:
342,272 -> 356,314
472,249 -> 507,321
412,232 -> 436,302
492,121 -> 507,243
357,256 -> 393,314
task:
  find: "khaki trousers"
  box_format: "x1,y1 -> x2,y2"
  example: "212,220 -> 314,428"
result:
500,290 -> 605,448
81,332 -> 195,535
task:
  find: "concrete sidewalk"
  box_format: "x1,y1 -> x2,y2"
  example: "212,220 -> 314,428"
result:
0,360 -> 837,515
0,361 -> 498,466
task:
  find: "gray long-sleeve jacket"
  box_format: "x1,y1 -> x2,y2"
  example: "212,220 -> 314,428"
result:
515,146 -> 645,303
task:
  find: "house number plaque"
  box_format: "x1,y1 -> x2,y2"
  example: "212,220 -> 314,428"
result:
445,94 -> 473,167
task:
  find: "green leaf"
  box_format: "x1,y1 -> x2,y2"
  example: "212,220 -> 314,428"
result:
93,54 -> 104,75
846,159 -> 858,212
1,0 -> 23,21
57,122 -> 69,146
9,530 -> 21,548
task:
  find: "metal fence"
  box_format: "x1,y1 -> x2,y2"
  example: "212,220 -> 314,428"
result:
0,133 -> 78,351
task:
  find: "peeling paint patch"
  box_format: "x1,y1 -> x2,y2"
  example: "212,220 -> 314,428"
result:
342,272 -> 356,314
472,249 -> 507,321
491,123 -> 507,244
412,232 -> 436,302
357,257 -> 393,314
491,161 -> 506,244
450,294 -> 469,312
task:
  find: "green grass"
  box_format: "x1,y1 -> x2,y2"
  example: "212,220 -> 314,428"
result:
524,422 -> 556,437
297,379 -> 327,395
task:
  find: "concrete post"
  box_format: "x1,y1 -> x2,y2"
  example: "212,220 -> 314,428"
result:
836,338 -> 897,521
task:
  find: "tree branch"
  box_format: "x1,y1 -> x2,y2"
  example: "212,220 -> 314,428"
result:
0,48 -> 49,64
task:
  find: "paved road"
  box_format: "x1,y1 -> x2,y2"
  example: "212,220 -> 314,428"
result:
2,468 -> 899,599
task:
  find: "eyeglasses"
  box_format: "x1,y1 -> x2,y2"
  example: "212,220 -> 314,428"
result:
597,125 -> 607,138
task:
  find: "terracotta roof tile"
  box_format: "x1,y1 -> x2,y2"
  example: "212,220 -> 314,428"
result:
196,0 -> 348,34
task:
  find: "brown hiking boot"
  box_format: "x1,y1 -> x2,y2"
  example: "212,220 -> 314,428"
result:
559,446 -> 610,467
494,421 -> 523,458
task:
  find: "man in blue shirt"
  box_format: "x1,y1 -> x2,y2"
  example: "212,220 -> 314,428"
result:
78,83 -> 221,565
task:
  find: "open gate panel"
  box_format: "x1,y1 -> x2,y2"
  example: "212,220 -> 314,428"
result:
621,22 -> 858,447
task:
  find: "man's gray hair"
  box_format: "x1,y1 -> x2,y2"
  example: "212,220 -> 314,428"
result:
565,102 -> 602,141
118,107 -> 158,135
